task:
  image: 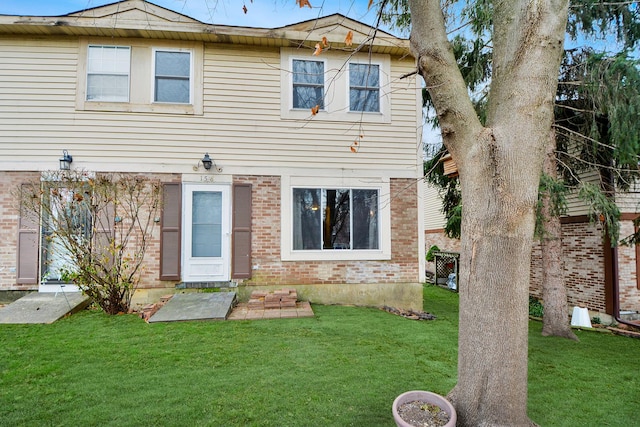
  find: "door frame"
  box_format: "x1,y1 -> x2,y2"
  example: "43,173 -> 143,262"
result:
181,183 -> 231,282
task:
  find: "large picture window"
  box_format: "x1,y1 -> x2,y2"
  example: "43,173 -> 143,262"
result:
86,45 -> 130,102
292,59 -> 325,109
154,50 -> 191,104
292,188 -> 379,251
349,63 -> 380,112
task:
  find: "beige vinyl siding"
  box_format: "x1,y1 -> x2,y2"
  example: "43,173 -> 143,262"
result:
564,170 -> 600,217
615,181 -> 640,214
424,182 -> 446,230
0,36 -> 420,177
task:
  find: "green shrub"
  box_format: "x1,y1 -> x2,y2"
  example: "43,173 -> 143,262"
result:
426,245 -> 441,262
529,296 -> 544,317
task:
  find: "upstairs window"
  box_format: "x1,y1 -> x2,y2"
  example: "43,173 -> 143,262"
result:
349,63 -> 380,112
86,45 -> 130,102
292,188 -> 379,251
292,59 -> 325,109
154,50 -> 191,104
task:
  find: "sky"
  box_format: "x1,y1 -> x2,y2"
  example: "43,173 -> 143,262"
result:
0,0 -> 384,30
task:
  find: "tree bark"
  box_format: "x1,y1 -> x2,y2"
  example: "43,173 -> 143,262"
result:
540,131 -> 579,340
408,0 -> 569,425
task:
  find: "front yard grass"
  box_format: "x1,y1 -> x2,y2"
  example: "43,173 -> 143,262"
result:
0,285 -> 638,426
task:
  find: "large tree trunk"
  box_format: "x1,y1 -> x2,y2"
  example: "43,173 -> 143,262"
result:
408,0 -> 569,425
540,132 -> 579,340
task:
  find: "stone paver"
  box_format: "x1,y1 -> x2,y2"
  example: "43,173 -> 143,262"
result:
227,301 -> 314,320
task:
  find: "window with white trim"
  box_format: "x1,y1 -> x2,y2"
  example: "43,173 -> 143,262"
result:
154,50 -> 192,104
77,39 -> 203,115
280,49 -> 391,123
292,59 -> 325,109
292,188 -> 379,251
349,63 -> 380,112
86,45 -> 130,102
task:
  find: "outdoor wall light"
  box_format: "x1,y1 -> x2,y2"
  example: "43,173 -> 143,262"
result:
202,153 -> 213,170
193,152 -> 222,172
59,150 -> 73,170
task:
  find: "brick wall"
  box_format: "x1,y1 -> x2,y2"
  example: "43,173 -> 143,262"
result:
235,176 -> 420,286
616,220 -> 640,312
424,230 -> 461,275
135,173 -> 182,289
427,218 -> 640,313
0,171 -> 179,291
531,221 -> 607,312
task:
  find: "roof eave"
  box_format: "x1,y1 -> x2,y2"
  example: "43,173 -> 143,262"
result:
0,15 -> 411,56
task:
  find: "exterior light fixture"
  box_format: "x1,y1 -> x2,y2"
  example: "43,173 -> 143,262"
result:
193,152 -> 222,172
201,153 -> 213,170
59,150 -> 73,170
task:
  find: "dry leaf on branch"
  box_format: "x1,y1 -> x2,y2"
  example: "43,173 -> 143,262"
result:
368,0 -> 374,9
311,105 -> 320,115
313,43 -> 322,56
322,36 -> 328,47
344,31 -> 353,46
242,4 -> 248,13
297,0 -> 312,8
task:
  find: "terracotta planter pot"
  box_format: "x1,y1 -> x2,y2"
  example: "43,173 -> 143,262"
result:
392,390 -> 457,427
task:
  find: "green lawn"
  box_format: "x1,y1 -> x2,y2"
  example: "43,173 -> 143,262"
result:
0,285 -> 638,426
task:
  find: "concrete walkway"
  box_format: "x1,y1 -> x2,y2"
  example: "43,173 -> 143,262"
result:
0,292 -> 91,324
0,290 -> 314,324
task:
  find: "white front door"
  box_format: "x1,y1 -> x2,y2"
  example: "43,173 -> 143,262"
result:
40,186 -> 82,293
182,184 -> 230,282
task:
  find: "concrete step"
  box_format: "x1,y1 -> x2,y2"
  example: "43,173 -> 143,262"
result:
0,292 -> 91,324
148,292 -> 237,323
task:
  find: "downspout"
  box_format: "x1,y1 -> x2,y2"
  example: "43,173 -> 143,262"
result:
610,246 -> 639,328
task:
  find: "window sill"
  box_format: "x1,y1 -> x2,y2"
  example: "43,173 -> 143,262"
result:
78,101 -> 202,115
281,108 -> 389,123
282,250 -> 391,262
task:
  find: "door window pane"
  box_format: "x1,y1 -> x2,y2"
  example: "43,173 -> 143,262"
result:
41,187 -> 92,281
192,191 -> 222,257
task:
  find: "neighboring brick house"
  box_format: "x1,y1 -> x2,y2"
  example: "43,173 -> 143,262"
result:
0,0 -> 426,309
424,180 -> 640,317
